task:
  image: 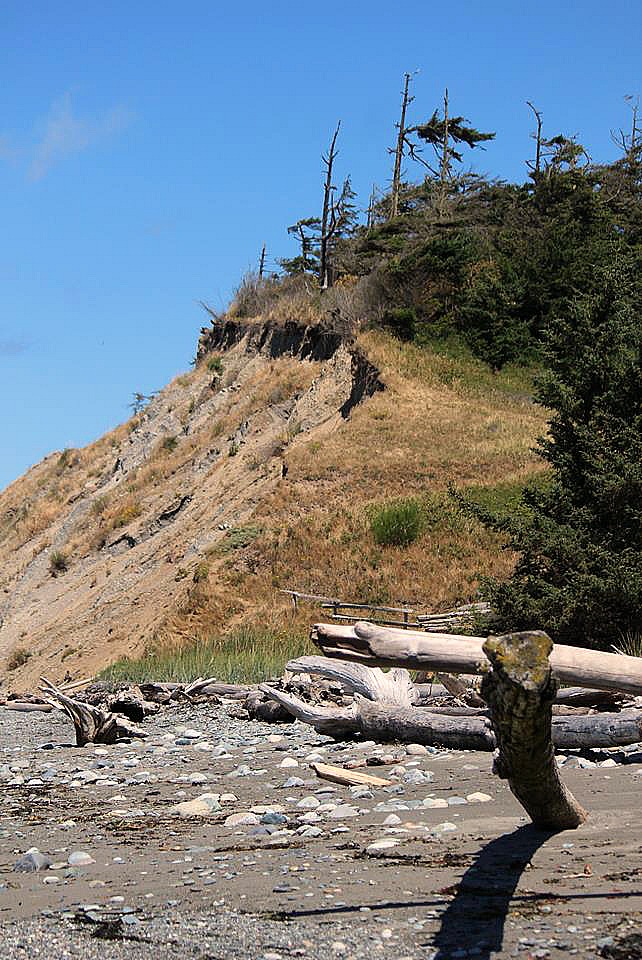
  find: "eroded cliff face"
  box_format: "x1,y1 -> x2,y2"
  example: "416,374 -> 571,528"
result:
197,318 -> 383,416
0,319 -> 383,689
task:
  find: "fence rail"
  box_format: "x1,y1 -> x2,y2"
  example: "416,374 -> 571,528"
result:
280,590 -> 490,631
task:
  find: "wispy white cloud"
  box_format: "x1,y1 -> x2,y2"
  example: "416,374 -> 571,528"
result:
0,93 -> 132,181
28,93 -> 132,181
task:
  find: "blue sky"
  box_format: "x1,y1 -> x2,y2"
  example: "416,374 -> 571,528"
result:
1,1 -> 640,490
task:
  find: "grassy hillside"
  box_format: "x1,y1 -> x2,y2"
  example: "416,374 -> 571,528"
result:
0,320 -> 546,688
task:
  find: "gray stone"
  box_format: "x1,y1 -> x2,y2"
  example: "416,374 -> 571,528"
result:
14,849 -> 51,873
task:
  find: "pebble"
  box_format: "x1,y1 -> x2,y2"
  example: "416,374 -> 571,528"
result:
68,851 -> 96,867
466,791 -> 492,803
405,743 -> 428,756
224,812 -> 260,827
170,794 -> 222,817
281,777 -> 305,788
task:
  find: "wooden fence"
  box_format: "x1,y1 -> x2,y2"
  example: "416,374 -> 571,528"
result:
280,590 -> 490,631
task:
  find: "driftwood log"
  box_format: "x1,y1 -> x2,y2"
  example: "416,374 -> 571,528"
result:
40,677 -> 147,746
285,656 -> 419,706
312,621 -> 642,696
260,657 -> 642,750
482,631 -> 588,830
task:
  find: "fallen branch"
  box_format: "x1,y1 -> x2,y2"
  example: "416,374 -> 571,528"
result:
2,701 -> 53,713
482,631 -> 588,830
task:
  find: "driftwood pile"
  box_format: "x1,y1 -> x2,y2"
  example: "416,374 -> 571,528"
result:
4,619 -> 642,831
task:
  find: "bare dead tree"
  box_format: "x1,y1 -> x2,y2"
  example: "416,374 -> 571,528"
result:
526,100 -> 544,180
320,121 -> 341,289
611,94 -> 641,169
366,183 -> 378,230
389,72 -> 415,220
439,87 -> 451,217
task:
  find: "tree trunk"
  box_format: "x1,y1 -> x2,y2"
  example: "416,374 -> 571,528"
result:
439,87 -> 450,218
482,631 -> 588,830
390,72 -> 412,220
319,122 -> 341,289
259,685 -> 642,751
312,621 -> 642,696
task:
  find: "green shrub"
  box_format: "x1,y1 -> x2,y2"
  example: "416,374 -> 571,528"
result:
370,498 -> 424,547
220,523 -> 262,552
193,560 -> 210,583
162,435 -> 178,453
382,306 -> 417,342
49,550 -> 68,575
207,356 -> 224,374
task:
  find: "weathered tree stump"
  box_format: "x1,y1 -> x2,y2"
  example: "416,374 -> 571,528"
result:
40,677 -> 147,746
481,631 -> 588,831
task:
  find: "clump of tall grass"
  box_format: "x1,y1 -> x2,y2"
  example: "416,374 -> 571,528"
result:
99,625 -> 312,684
611,631 -> 642,658
369,497 -> 425,547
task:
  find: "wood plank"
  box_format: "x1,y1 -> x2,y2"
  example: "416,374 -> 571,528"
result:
311,761 -> 392,787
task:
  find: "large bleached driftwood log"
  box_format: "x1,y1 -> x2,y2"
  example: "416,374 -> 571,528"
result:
40,677 -> 147,746
312,621 -> 642,696
482,631 -> 588,830
285,656 -> 419,706
260,657 -> 642,749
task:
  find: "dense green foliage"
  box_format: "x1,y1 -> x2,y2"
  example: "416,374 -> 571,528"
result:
370,498 -> 425,547
269,94 -> 642,371
465,256 -> 642,649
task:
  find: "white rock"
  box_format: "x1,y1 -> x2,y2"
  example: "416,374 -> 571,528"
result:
328,804 -> 359,820
466,791 -> 492,803
279,757 -> 299,768
68,851 -> 96,867
170,794 -> 221,818
224,812 -> 260,827
366,838 -> 402,852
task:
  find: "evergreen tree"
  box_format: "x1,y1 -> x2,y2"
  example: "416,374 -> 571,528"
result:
475,253 -> 642,649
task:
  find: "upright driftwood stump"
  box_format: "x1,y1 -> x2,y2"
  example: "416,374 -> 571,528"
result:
40,677 -> 147,746
481,631 -> 588,831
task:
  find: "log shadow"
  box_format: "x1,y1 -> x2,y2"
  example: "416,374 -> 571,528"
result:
432,824 -> 555,960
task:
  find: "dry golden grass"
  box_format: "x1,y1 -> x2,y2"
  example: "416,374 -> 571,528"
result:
0,323 -> 549,683
180,330 -> 548,638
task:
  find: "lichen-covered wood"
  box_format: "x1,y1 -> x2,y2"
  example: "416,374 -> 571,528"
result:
481,631 -> 588,831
